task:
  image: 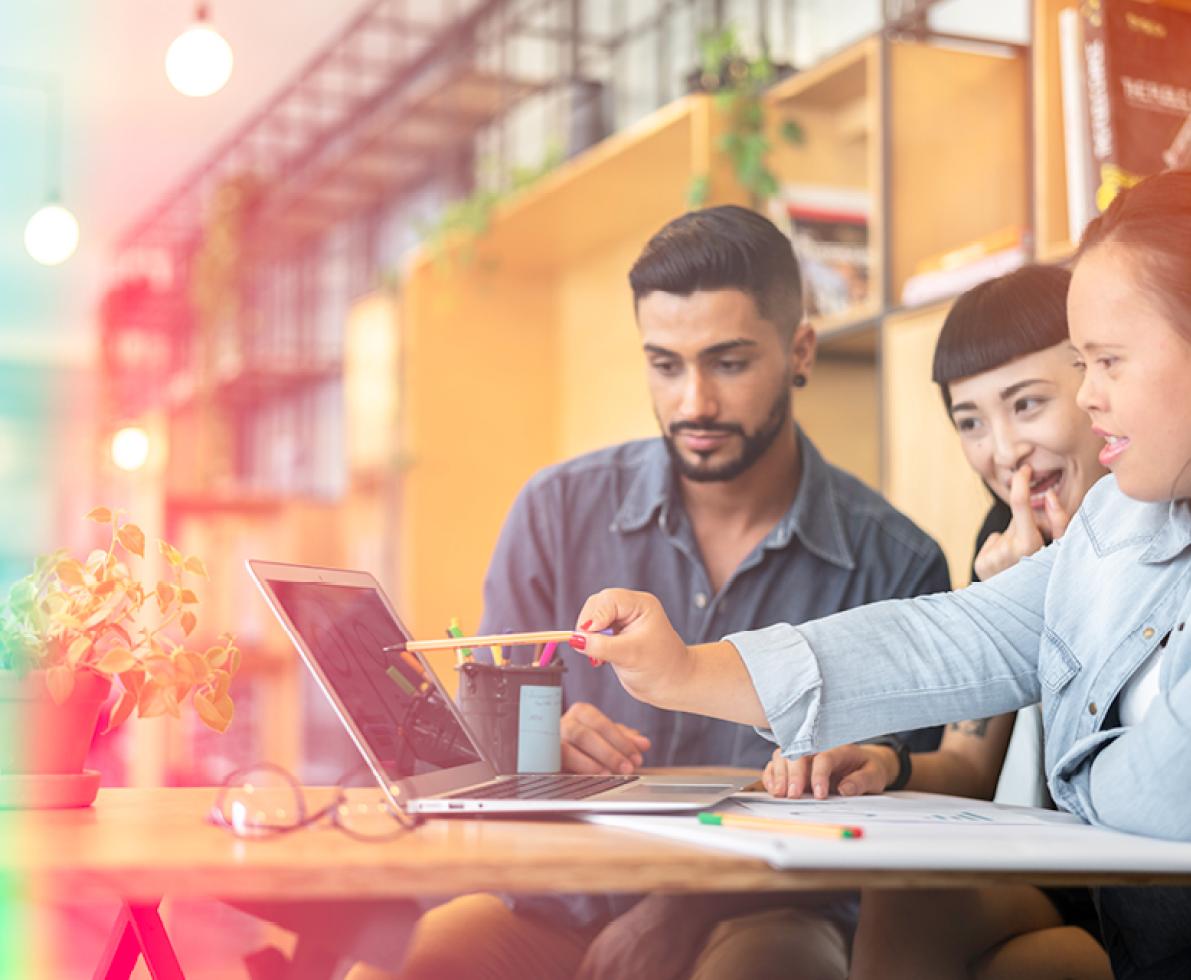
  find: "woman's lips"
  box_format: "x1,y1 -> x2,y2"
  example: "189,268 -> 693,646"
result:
1098,435 -> 1130,467
1028,470 -> 1062,509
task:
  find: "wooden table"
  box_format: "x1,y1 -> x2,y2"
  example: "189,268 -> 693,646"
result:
10,787 -> 1191,978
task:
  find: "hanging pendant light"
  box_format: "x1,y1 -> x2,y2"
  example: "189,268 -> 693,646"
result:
166,3 -> 234,98
1,68 -> 80,265
24,201 -> 79,266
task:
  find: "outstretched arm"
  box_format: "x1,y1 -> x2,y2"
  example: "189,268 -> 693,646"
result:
574,546 -> 1053,757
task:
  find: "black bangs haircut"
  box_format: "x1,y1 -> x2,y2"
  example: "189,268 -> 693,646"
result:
628,205 -> 803,337
932,264 -> 1073,412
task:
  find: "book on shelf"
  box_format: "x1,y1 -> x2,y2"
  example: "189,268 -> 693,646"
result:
769,185 -> 870,320
900,226 -> 1030,308
1081,0 -> 1191,212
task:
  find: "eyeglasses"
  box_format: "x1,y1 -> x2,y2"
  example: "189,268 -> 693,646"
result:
208,762 -> 424,842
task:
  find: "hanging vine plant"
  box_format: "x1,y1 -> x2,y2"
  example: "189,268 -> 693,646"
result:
687,26 -> 804,209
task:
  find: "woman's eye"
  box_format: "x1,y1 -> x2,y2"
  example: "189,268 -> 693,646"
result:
1013,397 -> 1044,414
1072,359 -> 1086,372
955,418 -> 980,433
1096,356 -> 1119,370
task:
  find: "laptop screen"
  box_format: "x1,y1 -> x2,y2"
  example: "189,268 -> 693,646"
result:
266,579 -> 482,781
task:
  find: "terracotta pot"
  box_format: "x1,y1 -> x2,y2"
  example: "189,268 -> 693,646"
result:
0,669 -> 111,775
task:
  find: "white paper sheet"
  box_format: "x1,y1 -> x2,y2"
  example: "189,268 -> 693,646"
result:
586,791 -> 1191,873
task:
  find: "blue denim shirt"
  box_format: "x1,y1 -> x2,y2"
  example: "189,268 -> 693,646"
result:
732,474 -> 1191,841
479,430 -> 952,769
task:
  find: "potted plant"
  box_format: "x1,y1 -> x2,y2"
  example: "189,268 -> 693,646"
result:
685,26 -> 804,209
0,507 -> 239,806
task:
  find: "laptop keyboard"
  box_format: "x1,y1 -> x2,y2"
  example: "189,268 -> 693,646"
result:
441,773 -> 639,802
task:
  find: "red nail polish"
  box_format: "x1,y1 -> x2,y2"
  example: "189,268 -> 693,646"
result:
589,657 -> 600,667
580,620 -> 593,630
570,633 -> 587,651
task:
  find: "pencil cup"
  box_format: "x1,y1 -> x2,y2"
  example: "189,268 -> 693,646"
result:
455,661 -> 565,774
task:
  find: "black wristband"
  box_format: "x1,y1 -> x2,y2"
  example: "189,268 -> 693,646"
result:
868,736 -> 912,791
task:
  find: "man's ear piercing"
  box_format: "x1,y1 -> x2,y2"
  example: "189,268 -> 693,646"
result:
793,374 -> 808,389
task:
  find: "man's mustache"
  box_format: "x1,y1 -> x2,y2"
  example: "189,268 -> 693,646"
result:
669,420 -> 744,437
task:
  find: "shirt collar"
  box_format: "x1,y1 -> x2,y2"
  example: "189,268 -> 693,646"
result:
1139,498 -> 1191,564
611,430 -> 856,571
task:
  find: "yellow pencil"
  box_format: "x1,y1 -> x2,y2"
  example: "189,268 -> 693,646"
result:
697,812 -> 864,839
400,629 -> 575,653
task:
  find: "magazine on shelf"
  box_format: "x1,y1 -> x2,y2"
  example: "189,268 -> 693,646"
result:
769,185 -> 870,320
1081,0 -> 1191,212
899,227 -> 1030,308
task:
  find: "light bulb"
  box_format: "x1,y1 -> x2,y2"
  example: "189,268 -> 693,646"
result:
111,426 -> 151,472
24,203 -> 79,266
166,21 -> 233,97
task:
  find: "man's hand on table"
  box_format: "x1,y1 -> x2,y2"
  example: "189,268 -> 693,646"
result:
561,702 -> 651,775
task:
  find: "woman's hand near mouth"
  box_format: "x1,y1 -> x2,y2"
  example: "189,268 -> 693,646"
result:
974,465 -> 1070,581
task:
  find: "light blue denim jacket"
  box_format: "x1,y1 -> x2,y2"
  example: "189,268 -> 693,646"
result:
730,475 -> 1191,841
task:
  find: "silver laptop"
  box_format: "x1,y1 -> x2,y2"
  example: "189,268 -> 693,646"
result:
247,560 -> 751,814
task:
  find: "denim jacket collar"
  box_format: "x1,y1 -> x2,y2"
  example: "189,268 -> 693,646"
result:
612,430 -> 855,571
1079,477 -> 1191,565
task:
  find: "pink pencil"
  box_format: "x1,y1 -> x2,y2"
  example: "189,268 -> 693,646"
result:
537,641 -> 560,667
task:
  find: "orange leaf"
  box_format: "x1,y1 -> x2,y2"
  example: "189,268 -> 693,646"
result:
55,560 -> 85,588
67,634 -> 92,664
95,646 -> 136,675
156,581 -> 175,612
137,680 -> 168,718
184,556 -> 209,579
215,696 -> 234,723
205,645 -> 229,668
158,541 -> 182,567
194,693 -> 229,733
102,690 -> 137,733
179,589 -> 199,604
46,665 -> 75,705
117,524 -> 145,558
94,578 -> 117,597
228,646 -> 242,675
211,669 -> 231,701
119,667 -> 146,696
181,611 -> 197,636
86,507 -> 113,524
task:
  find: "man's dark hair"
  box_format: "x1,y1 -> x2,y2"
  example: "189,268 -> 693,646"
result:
932,264 -> 1072,413
628,205 -> 803,337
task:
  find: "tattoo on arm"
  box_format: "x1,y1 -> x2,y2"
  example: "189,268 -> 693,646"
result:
947,718 -> 991,738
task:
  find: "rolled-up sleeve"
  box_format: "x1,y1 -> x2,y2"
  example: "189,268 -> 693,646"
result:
727,624 -> 823,753
725,546 -> 1055,758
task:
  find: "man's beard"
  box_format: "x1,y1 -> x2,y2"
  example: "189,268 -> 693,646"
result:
662,386 -> 791,483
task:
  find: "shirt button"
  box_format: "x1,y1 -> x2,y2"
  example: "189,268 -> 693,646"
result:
1088,702 -> 1098,715
1142,627 -> 1155,640
694,592 -> 708,609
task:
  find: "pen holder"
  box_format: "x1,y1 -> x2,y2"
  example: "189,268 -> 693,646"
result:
455,661 -> 565,774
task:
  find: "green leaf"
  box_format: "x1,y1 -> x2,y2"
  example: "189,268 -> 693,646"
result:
686,175 -> 711,209
780,119 -> 805,146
